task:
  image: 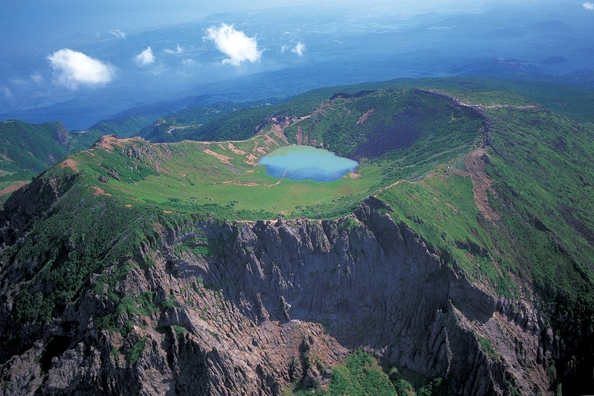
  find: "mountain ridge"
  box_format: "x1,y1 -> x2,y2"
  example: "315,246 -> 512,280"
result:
0,119 -> 104,206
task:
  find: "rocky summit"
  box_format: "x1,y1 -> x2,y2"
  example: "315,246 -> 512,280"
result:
0,80 -> 593,396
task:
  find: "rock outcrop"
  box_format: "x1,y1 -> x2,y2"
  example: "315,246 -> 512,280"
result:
0,185 -> 562,395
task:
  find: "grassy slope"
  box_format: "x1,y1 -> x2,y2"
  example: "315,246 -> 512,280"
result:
88,113 -> 162,139
375,94 -> 594,367
0,120 -> 103,205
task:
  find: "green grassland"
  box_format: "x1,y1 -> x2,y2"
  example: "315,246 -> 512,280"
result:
65,134 -> 383,220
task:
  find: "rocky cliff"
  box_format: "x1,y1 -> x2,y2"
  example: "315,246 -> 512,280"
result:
0,182 -> 558,395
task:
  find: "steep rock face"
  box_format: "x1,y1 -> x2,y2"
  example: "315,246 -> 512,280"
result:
203,197 -> 550,395
0,191 -> 557,395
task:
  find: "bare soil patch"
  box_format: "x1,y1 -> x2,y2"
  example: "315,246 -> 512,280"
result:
203,149 -> 233,166
60,159 -> 79,172
92,186 -> 112,197
270,123 -> 289,144
228,143 -> 246,155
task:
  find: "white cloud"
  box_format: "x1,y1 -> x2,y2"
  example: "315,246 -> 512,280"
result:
291,42 -> 306,56
135,47 -> 155,66
182,58 -> 197,66
584,2 -> 594,10
204,23 -> 261,66
281,45 -> 288,53
48,49 -> 114,90
109,29 -> 126,39
164,44 -> 184,54
30,73 -> 44,84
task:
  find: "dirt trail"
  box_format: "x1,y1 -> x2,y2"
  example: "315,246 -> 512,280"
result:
356,109 -> 374,125
374,179 -> 407,196
221,180 -> 282,187
420,89 -> 542,111
463,148 -> 500,221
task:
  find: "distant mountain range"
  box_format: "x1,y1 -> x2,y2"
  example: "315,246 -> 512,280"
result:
2,3 -> 593,130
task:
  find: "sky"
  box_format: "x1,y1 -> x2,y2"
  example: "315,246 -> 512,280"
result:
0,0 -> 301,49
2,0 -> 592,55
1,0 -> 593,128
0,0 -> 555,47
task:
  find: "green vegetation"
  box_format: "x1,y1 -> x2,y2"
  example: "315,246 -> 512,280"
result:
0,119 -> 103,205
476,334 -> 499,361
147,78 -> 594,147
89,112 -> 167,138
378,170 -> 519,298
166,89 -> 343,143
375,91 -> 594,344
388,366 -> 450,396
338,216 -> 360,233
9,81 -> 594,332
289,351 -> 450,396
283,89 -> 483,162
126,337 -> 147,366
170,324 -> 188,337
141,100 -> 279,142
482,108 -> 594,336
407,78 -> 594,123
9,178 -> 161,323
95,291 -> 162,335
3,78 -> 594,395
292,350 -> 396,396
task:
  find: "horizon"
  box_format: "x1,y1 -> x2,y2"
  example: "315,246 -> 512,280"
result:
1,0 -> 593,129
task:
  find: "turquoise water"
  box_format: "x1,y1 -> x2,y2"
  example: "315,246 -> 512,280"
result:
259,145 -> 358,182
